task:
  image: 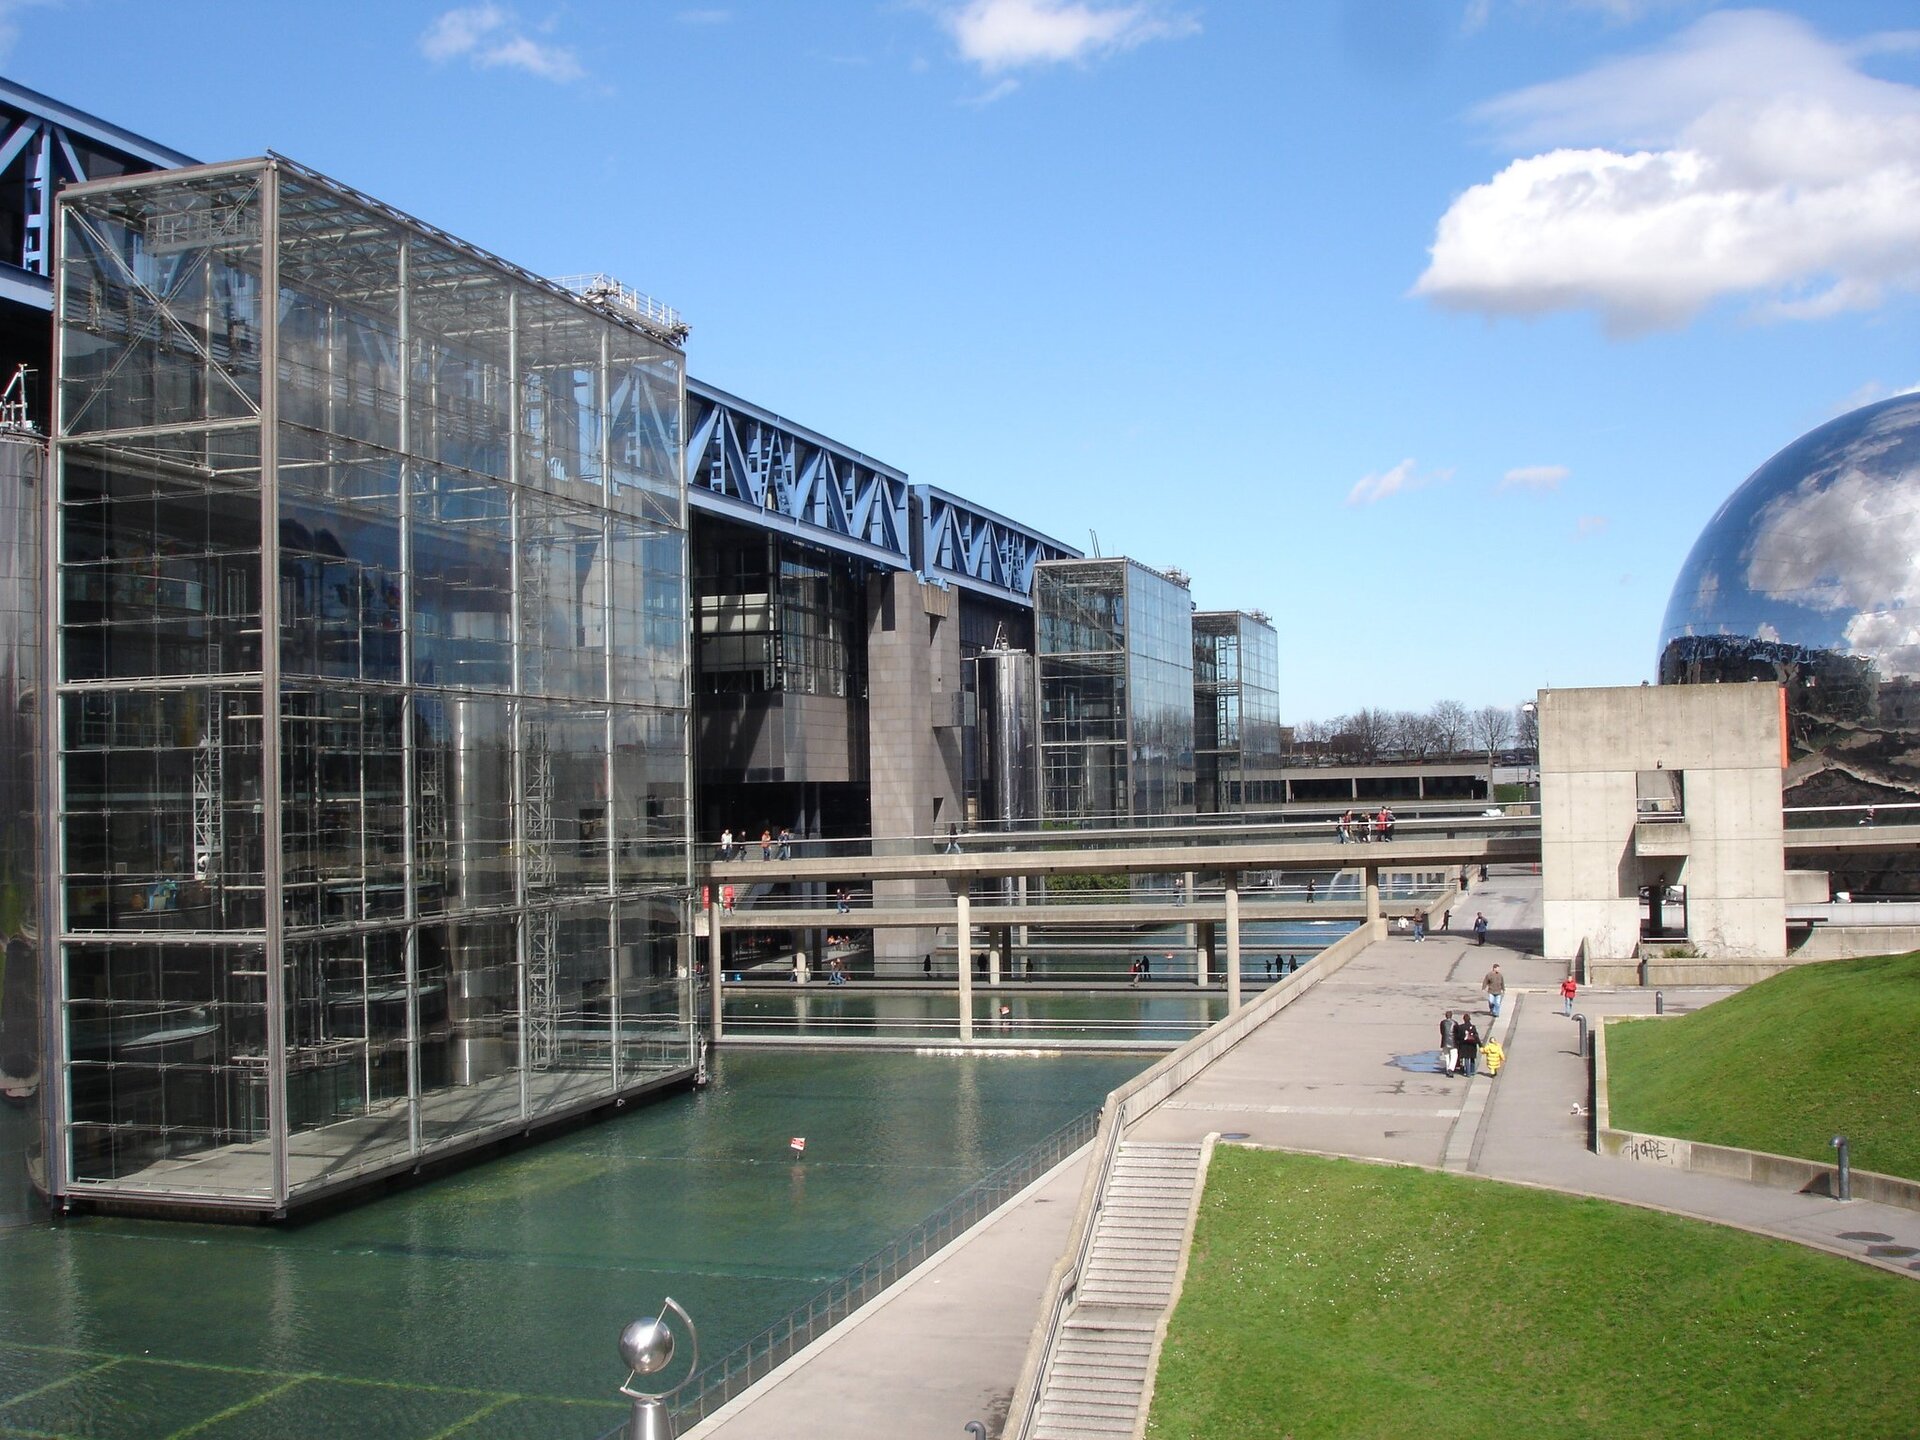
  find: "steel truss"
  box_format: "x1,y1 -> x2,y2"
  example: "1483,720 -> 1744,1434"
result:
686,380 -> 1076,603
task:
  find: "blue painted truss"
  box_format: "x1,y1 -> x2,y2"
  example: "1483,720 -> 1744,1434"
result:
0,78 -> 196,306
687,379 -> 1077,603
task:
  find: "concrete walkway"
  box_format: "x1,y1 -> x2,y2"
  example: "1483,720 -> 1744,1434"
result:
690,868 -> 1920,1439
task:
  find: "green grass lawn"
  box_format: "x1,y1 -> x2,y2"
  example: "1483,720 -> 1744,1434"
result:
1146,1149 -> 1920,1440
1607,950 -> 1920,1179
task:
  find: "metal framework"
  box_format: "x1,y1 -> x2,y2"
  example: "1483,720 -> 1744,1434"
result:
0,77 -> 196,306
687,380 -> 1076,603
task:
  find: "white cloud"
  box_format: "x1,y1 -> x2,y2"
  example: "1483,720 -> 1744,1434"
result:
1745,450 -> 1920,674
1416,10 -> 1920,333
1347,458 -> 1452,507
421,5 -> 583,84
1835,378 -> 1920,415
945,0 -> 1197,74
677,8 -> 731,23
1576,514 -> 1609,537
1502,463 -> 1570,491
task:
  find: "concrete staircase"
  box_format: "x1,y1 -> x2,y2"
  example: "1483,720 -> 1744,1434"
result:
1030,1140 -> 1205,1439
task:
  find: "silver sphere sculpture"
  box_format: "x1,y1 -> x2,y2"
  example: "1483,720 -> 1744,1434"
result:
620,1317 -> 675,1376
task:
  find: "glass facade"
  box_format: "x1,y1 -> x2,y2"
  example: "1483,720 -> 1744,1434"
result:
1193,611 -> 1282,812
51,158 -> 694,1212
1035,559 -> 1194,822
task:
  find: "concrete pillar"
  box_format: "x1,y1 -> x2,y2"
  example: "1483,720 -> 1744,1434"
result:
792,950 -> 808,984
707,900 -> 724,1041
957,889 -> 973,1043
1195,922 -> 1212,986
1365,865 -> 1380,932
1225,882 -> 1242,1011
988,945 -> 1000,986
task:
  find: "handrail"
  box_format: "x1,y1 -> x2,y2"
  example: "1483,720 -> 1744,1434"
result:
1002,915 -> 1383,1438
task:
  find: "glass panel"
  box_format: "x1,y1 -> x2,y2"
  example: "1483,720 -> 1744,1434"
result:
59,449 -> 263,683
616,897 -> 690,1078
64,942 -> 272,1197
280,689 -> 406,929
62,688 -> 266,932
59,169 -> 264,435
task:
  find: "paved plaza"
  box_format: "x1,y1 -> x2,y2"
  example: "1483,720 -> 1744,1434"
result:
689,868 -> 1920,1438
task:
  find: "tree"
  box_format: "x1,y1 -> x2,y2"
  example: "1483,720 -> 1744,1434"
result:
1472,703 -> 1514,758
1430,699 -> 1469,755
1515,702 -> 1539,758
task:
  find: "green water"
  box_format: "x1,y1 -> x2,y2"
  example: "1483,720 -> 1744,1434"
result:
0,1049 -> 1144,1440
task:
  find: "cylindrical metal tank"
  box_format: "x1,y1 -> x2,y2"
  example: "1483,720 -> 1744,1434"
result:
976,646 -> 1038,829
0,429 -> 44,1221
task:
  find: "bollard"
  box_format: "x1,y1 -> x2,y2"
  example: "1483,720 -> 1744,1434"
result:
1832,1135 -> 1852,1201
1654,989 -> 1665,1015
965,1425 -> 989,1440
1573,1012 -> 1588,1058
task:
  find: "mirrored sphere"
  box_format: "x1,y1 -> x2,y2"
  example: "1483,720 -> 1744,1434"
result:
619,1318 -> 675,1376
1660,390 -> 1920,814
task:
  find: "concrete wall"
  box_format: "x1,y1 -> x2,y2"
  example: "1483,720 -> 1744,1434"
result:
1540,683 -> 1785,961
866,573 -> 964,972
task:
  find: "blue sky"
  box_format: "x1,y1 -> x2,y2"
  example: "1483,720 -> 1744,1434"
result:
15,0 -> 1920,719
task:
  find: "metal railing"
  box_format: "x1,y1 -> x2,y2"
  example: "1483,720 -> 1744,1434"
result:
601,1109 -> 1102,1435
1784,801 -> 1920,828
706,808 -> 1543,867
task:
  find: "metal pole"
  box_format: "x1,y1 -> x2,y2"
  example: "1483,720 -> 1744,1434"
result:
1573,1013 -> 1588,1058
707,898 -> 723,1041
957,888 -> 973,1042
1831,1135 -> 1851,1201
1224,881 -> 1241,1011
1654,989 -> 1665,1015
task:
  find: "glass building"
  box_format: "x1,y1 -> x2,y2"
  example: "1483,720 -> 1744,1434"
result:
48,157 -> 695,1214
1035,558 -> 1194,822
1193,610 -> 1282,812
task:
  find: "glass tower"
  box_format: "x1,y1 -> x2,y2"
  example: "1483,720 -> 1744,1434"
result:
49,157 -> 694,1214
1035,558 -> 1194,822
1193,611 -> 1282,812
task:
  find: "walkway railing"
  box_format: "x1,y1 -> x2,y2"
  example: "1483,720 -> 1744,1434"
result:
709,807 -> 1542,867
1784,801 -> 1920,829
625,1108 -> 1103,1434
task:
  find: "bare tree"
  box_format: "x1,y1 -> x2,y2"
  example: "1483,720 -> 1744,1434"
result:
1430,699 -> 1469,755
1339,708 -> 1390,762
1472,703 -> 1514,757
1514,702 -> 1539,758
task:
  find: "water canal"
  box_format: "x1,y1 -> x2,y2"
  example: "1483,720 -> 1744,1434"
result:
0,1048 -> 1145,1440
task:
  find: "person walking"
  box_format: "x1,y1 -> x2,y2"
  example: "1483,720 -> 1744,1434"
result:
1472,911 -> 1488,946
1306,877 -> 1316,904
1440,1009 -> 1457,1076
835,886 -> 850,914
760,828 -> 773,861
1413,910 -> 1426,943
1560,973 -> 1578,1016
777,825 -> 792,860
1484,961 -> 1505,1018
719,827 -> 735,861
1456,1013 -> 1482,1078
